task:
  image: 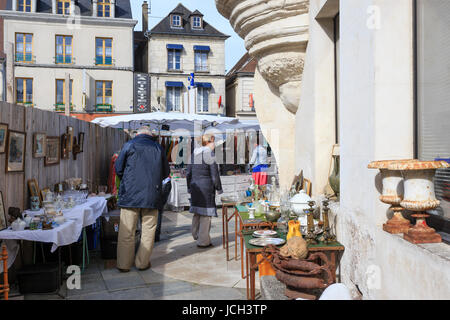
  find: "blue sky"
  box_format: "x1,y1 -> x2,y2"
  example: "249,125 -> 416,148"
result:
130,0 -> 246,72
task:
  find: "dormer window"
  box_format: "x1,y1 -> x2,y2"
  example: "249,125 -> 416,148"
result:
57,0 -> 70,15
98,0 -> 111,18
171,15 -> 182,28
192,16 -> 202,29
17,0 -> 32,12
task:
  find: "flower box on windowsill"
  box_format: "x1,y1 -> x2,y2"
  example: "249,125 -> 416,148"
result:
96,104 -> 114,112
54,103 -> 74,112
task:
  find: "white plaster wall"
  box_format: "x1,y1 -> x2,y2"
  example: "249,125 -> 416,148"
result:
296,0 -> 337,195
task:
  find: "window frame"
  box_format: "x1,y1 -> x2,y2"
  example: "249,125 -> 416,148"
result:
56,0 -> 70,15
55,79 -> 73,106
15,32 -> 33,63
17,0 -> 32,12
171,15 -> 182,28
95,80 -> 113,106
167,49 -> 182,71
166,87 -> 181,112
196,87 -> 210,113
55,35 -> 73,64
194,51 -> 209,72
97,0 -> 111,18
95,37 -> 113,66
15,77 -> 33,105
192,16 -> 203,29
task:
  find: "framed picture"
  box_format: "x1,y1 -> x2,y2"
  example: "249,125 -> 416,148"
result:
0,191 -> 6,231
6,130 -> 26,173
78,132 -> 85,152
61,133 -> 69,159
0,123 -> 8,154
33,132 -> 47,158
27,178 -> 41,204
45,136 -> 60,166
40,188 -> 50,201
67,126 -> 74,152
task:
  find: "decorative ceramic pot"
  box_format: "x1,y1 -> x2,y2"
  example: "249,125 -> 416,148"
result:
329,155 -> 340,198
289,190 -> 313,215
388,160 -> 450,244
368,159 -> 417,234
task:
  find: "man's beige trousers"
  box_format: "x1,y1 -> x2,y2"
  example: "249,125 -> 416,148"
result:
117,208 -> 158,270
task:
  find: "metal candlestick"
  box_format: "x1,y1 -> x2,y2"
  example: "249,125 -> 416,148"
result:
304,200 -> 317,244
322,199 -> 336,243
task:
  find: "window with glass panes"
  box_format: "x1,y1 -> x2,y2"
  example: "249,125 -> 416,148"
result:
192,16 -> 202,29
98,0 -> 111,17
172,15 -> 181,27
166,87 -> 181,112
168,49 -> 181,70
195,51 -> 208,72
416,0 -> 450,223
96,81 -> 112,106
197,87 -> 209,113
17,0 -> 32,12
57,0 -> 70,14
95,38 -> 112,65
15,33 -> 33,62
56,35 -> 72,64
56,79 -> 73,105
16,78 -> 33,104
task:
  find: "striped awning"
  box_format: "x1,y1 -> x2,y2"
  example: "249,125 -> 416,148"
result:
166,44 -> 183,50
196,82 -> 212,88
165,81 -> 184,87
193,45 -> 210,52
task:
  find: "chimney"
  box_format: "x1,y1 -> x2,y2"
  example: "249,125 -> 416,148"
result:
142,1 -> 148,32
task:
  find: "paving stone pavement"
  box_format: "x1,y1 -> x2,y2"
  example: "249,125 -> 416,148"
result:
21,210 -> 256,300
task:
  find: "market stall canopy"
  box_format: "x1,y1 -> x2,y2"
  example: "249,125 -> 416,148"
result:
91,112 -> 260,135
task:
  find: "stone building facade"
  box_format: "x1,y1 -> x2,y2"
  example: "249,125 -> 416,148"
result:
0,0 -> 136,119
216,0 -> 450,300
147,3 -> 228,115
225,52 -> 257,120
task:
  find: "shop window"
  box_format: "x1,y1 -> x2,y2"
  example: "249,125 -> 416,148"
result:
416,0 -> 450,237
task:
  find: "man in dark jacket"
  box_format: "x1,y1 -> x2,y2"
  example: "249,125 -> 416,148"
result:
115,126 -> 170,271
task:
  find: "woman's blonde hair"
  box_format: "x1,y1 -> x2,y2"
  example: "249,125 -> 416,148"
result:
201,134 -> 215,146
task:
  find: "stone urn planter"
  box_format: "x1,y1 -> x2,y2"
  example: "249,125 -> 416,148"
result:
387,160 -> 450,244
368,160 -> 416,234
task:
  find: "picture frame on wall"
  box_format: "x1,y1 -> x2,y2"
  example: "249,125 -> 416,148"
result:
0,123 -> 8,154
6,130 -> 26,173
0,191 -> 6,231
45,136 -> 60,166
67,126 -> 74,152
33,132 -> 47,158
61,133 -> 69,159
78,132 -> 85,152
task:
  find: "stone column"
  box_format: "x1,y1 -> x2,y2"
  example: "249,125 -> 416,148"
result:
215,0 -> 309,188
92,0 -> 97,17
52,0 -> 56,14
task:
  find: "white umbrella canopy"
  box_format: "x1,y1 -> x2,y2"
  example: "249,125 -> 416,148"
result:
91,112 -> 239,132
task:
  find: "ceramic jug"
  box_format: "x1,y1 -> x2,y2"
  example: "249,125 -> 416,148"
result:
287,220 -> 302,241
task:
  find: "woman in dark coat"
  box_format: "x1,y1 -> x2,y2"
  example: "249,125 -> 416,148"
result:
187,134 -> 223,247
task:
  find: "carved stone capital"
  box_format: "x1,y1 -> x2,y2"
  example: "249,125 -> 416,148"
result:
216,0 -> 309,114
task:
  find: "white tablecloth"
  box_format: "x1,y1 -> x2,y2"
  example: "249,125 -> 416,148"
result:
0,197 -> 108,269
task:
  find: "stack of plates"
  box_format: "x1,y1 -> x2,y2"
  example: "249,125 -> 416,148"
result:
252,230 -> 278,238
249,237 -> 286,246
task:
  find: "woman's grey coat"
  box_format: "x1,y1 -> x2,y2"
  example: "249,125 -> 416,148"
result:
187,147 -> 223,217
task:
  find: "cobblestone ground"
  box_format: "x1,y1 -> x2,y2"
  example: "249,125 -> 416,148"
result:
14,210 -> 255,300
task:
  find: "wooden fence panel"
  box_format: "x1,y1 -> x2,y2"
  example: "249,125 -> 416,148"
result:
0,102 -> 128,221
